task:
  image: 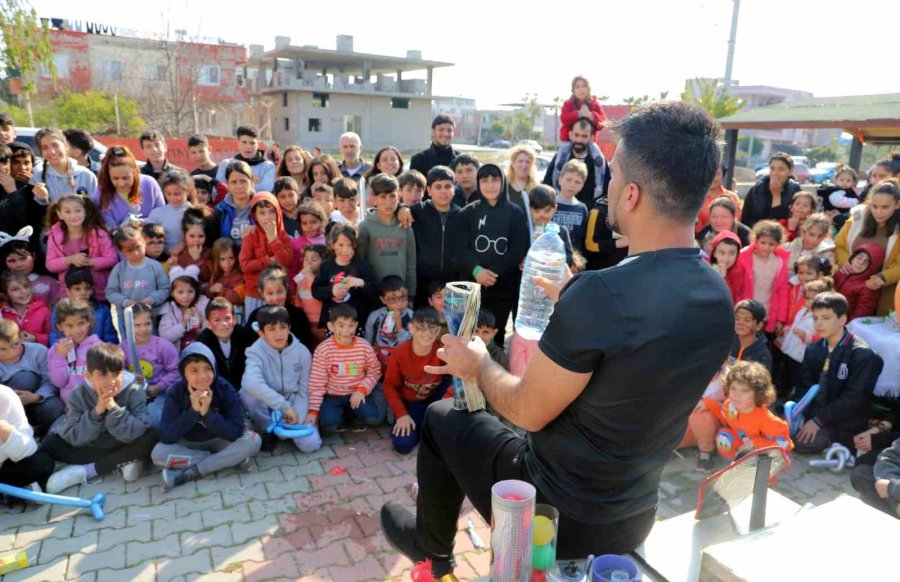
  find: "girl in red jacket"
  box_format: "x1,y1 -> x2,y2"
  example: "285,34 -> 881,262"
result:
691,361 -> 792,470
559,75 -> 607,141
45,194 -> 117,303
710,230 -> 745,304
239,192 -> 293,314
0,271 -> 50,345
737,220 -> 790,334
834,244 -> 885,320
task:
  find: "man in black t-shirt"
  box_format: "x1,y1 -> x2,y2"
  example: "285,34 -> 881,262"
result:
380,102 -> 735,578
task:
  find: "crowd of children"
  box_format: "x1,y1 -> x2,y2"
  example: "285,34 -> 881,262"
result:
0,97 -> 898,518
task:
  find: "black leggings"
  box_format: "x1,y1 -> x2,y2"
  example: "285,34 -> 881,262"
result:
416,399 -> 656,560
0,450 -> 55,491
41,430 -> 158,475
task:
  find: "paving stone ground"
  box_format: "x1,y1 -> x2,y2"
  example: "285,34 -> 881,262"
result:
0,426 -> 855,581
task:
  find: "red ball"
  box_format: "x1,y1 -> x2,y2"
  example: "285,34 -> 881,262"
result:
503,494 -> 524,501
531,570 -> 548,582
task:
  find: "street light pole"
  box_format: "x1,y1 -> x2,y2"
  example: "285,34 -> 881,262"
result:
723,0 -> 741,87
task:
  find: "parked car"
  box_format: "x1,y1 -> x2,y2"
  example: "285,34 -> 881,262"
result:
536,153 -> 553,174
755,162 -> 811,184
518,139 -> 543,153
489,140 -> 511,149
13,127 -> 108,163
809,162 -> 839,184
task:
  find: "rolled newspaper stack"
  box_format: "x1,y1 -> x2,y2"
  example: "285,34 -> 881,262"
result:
443,281 -> 486,412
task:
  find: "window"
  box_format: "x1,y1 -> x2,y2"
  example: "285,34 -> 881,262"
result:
284,117 -> 290,132
308,118 -> 321,133
98,60 -> 123,82
391,98 -> 411,109
282,92 -> 288,107
145,64 -> 166,81
198,65 -> 220,86
312,93 -> 329,108
41,54 -> 69,78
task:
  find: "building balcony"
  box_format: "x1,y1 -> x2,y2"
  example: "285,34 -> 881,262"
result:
250,70 -> 428,97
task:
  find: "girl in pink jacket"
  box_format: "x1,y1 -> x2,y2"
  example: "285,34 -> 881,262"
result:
45,194 -> 117,303
737,220 -> 790,334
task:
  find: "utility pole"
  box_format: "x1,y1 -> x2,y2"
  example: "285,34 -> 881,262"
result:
723,0 -> 741,87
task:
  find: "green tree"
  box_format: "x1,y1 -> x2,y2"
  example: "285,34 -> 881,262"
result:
54,91 -> 145,136
623,91 -> 669,106
0,0 -> 56,126
680,78 -> 743,119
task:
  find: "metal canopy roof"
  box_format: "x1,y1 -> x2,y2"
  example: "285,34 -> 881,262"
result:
255,45 -> 452,74
718,93 -> 900,144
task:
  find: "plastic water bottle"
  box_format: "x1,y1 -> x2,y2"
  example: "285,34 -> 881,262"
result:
515,222 -> 566,341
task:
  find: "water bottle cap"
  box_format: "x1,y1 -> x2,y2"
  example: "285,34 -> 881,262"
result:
544,222 -> 560,234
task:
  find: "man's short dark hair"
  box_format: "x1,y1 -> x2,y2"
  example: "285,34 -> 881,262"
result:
139,129 -> 165,145
427,165 -> 455,186
257,305 -> 291,330
572,118 -> 597,134
329,303 -> 358,323
812,292 -> 849,319
369,173 -> 399,196
431,114 -> 455,129
398,170 -> 426,190
528,185 -> 557,210
187,134 -> 209,148
86,343 -> 125,375
206,296 -> 234,318
451,154 -> 480,171
236,125 -> 259,139
476,309 -> 496,329
64,267 -> 94,289
379,275 -> 406,296
64,128 -> 94,153
610,101 -> 720,224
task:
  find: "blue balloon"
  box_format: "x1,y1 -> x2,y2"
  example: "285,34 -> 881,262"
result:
0,483 -> 106,521
267,410 -> 315,439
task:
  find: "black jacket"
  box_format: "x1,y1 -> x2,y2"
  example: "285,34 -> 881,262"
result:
730,334 -> 773,373
741,176 -> 802,228
410,200 -> 463,283
583,197 -> 627,270
874,436 -> 900,502
311,257 -> 378,329
458,164 -> 529,299
696,222 -> 752,248
196,325 -> 258,392
410,143 -> 458,178
797,331 -> 884,445
246,304 -> 314,350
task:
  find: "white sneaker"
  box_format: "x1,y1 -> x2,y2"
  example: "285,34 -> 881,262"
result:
46,465 -> 88,494
120,460 -> 145,482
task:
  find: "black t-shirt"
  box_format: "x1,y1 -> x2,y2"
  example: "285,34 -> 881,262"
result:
525,247 -> 733,523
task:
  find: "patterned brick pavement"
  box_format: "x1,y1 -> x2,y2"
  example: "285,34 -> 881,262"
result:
0,426 -> 855,581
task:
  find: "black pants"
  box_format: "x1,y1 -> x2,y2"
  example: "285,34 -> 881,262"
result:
416,399 -> 656,560
41,430 -> 158,475
0,450 -> 55,491
481,296 -> 515,348
25,397 -> 65,432
850,450 -> 898,517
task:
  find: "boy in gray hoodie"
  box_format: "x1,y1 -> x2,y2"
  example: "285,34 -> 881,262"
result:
40,343 -> 157,493
358,174 -> 417,298
241,306 -> 321,453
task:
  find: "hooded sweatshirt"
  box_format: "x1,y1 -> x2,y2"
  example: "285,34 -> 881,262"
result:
29,158 -> 98,202
710,231 -> 745,304
410,199 -> 463,286
410,143 -> 459,178
458,164 -> 530,299
56,369 -> 150,446
0,342 -> 55,400
215,151 -> 276,193
159,343 -> 246,444
358,206 -> 417,297
239,192 -> 294,299
196,325 -> 258,391
241,332 -> 313,415
215,192 -> 255,248
834,243 -> 886,320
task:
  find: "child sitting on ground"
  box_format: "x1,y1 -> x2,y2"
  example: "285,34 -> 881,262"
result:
196,297 -> 257,392
0,271 -> 50,345
690,361 -> 792,471
307,304 -> 382,433
153,343 -> 262,490
383,308 -> 451,454
0,319 -> 62,432
731,300 -> 773,372
365,276 -> 413,376
50,269 -> 118,344
48,299 -> 101,405
124,304 -> 179,428
776,279 -> 833,398
0,381 -> 55,492
241,306 -> 320,453
834,245 -> 884,320
40,343 -> 157,493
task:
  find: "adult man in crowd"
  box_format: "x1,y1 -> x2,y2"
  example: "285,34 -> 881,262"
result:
338,132 -> 372,183
381,102 -> 734,578
543,118 -> 610,206
411,115 -> 459,178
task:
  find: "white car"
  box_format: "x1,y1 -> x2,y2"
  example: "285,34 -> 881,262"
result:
518,139 -> 544,153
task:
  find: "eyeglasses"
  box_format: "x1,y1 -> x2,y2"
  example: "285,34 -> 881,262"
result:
412,322 -> 441,333
384,293 -> 408,303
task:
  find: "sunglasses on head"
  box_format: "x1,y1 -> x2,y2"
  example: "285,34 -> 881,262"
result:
110,147 -> 127,157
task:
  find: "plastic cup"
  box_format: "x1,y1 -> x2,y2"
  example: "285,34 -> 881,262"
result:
531,504 -> 558,573
589,554 -> 639,582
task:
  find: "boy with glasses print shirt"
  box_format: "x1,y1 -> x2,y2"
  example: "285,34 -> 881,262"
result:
458,163 -> 529,348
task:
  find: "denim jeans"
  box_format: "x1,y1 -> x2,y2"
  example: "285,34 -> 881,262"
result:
319,393 -> 381,432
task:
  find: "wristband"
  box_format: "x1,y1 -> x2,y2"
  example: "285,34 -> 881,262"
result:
472,266 -> 483,278
355,386 -> 369,396
307,410 -> 319,417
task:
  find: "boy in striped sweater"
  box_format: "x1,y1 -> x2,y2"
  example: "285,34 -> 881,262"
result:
306,304 -> 382,433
